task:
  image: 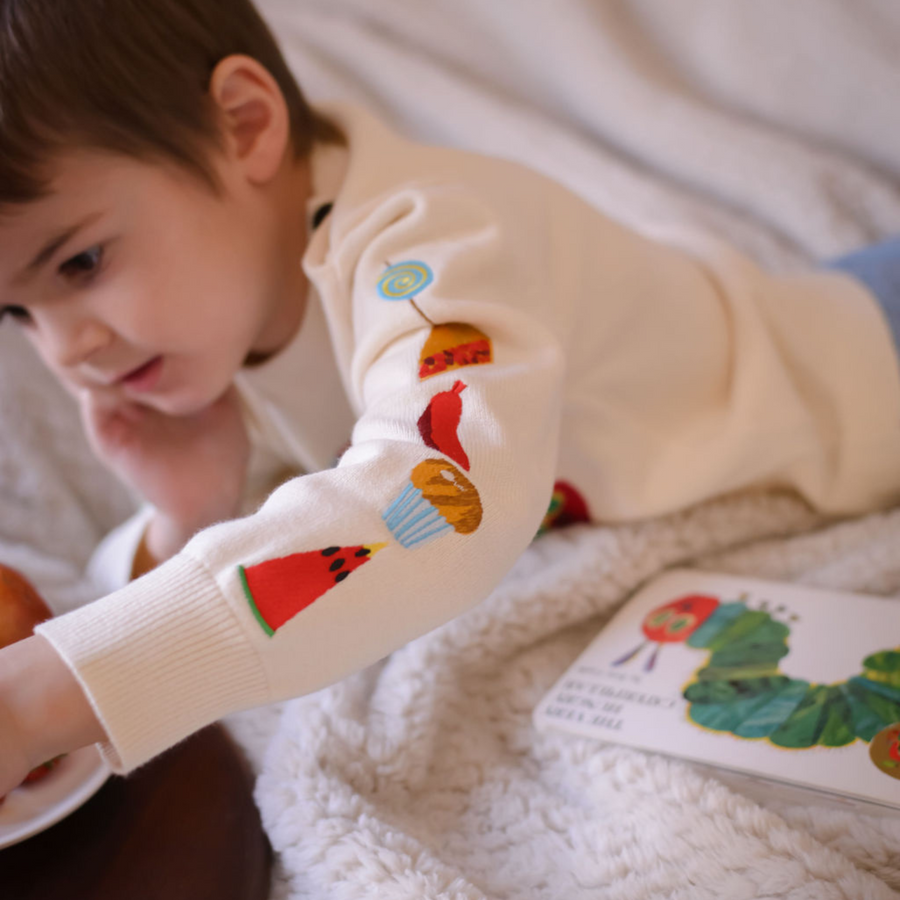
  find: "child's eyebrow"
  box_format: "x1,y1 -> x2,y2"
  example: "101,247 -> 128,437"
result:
16,211 -> 104,285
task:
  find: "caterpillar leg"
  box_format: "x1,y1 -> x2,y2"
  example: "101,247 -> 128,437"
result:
613,641 -> 646,667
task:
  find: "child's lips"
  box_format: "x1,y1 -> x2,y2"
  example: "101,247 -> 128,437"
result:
119,356 -> 164,392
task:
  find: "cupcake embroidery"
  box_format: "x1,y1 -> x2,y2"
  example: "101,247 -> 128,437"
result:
383,459 -> 483,549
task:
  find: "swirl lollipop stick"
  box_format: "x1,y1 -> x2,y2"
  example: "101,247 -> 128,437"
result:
377,260 -> 436,323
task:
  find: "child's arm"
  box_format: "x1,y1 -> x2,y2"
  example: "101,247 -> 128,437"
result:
22,187 -> 565,777
0,384 -> 254,796
0,635 -> 106,796
0,392 -> 251,795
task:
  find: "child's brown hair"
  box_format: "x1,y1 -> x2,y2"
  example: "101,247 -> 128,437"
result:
0,0 -> 342,206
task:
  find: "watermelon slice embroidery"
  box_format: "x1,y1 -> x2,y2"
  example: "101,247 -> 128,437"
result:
239,543 -> 387,637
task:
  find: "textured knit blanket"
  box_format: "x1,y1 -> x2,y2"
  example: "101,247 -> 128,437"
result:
2,1 -> 900,897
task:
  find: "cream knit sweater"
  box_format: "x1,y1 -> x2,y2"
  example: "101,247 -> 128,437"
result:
36,102 -> 900,773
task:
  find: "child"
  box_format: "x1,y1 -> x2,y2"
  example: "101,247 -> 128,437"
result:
1,0 -> 900,795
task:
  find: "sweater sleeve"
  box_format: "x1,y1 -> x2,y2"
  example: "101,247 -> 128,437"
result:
35,193 -> 565,773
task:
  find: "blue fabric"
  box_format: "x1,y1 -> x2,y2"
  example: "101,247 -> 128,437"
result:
826,236 -> 900,353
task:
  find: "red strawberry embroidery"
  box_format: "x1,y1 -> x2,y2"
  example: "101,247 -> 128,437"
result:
417,380 -> 470,470
537,481 -> 591,535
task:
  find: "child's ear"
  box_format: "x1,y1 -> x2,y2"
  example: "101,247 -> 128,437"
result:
208,54 -> 289,185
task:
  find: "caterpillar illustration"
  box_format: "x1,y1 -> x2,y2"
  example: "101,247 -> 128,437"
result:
612,594 -> 720,672
616,593 -> 900,756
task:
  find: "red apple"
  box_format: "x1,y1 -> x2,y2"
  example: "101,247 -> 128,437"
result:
0,564 -> 61,796
0,564 -> 53,648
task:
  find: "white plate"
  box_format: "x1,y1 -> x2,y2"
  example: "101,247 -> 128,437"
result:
0,746 -> 111,849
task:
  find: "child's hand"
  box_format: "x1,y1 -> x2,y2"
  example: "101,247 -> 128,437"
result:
77,385 -> 251,553
0,695 -> 32,799
0,636 -> 108,799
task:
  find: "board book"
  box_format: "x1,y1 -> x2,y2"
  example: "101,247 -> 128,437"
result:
533,569 -> 900,814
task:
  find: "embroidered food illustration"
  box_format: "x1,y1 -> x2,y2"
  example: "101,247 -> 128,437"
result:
239,543 -> 387,637
536,480 -> 591,536
417,380 -> 470,470
375,261 -> 495,380
377,260 -> 434,301
419,323 -> 493,380
383,459 -> 483,549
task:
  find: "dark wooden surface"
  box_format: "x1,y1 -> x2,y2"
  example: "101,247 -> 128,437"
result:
1,724 -> 272,900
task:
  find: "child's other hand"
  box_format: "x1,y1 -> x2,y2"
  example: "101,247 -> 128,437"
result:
77,385 -> 250,550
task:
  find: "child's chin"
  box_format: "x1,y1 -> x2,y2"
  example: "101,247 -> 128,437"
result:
143,391 -> 215,418
136,374 -> 235,417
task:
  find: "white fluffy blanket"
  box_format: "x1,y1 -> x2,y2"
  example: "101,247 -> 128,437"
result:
3,1 -> 900,897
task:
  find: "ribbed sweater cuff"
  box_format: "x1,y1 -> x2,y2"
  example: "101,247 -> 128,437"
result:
34,554 -> 271,774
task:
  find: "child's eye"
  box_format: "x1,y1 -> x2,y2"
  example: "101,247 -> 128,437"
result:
59,245 -> 104,280
0,305 -> 31,325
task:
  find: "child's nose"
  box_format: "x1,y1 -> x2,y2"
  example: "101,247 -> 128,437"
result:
41,314 -> 112,370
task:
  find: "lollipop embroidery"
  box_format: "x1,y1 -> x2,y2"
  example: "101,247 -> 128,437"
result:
383,459 -> 483,549
378,261 -> 434,301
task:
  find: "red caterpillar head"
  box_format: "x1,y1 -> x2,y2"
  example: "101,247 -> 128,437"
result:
641,595 -> 719,644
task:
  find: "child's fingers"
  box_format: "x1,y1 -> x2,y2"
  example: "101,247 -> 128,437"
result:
79,387 -> 145,423
77,391 -> 152,459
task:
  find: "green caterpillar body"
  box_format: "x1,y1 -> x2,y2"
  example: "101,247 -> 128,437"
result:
683,602 -> 900,749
